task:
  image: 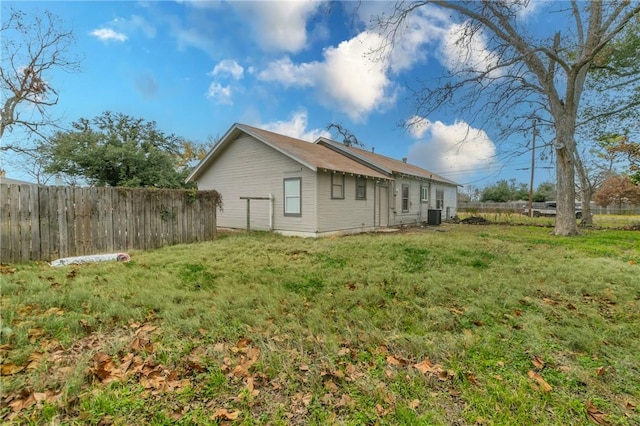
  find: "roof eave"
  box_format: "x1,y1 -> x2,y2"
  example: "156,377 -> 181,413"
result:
236,124 -> 318,172
315,138 -> 393,176
185,124 -> 244,183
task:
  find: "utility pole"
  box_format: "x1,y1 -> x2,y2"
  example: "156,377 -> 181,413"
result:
528,120 -> 537,217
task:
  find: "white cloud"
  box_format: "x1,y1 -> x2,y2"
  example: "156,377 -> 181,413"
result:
206,83 -> 232,104
210,59 -> 244,80
231,1 -> 323,53
90,28 -> 128,42
407,118 -> 496,178
438,23 -> 500,76
260,110 -> 330,142
405,115 -> 431,139
258,32 -> 395,121
386,6 -> 450,73
257,57 -> 317,88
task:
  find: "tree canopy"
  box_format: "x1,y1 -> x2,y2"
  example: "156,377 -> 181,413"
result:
480,179 -> 528,203
43,112 -> 199,188
375,1 -> 640,235
594,175 -> 640,208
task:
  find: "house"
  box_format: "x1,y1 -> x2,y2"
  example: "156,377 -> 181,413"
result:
0,176 -> 36,185
186,123 -> 459,237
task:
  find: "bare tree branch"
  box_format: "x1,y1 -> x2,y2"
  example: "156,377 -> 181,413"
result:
0,8 -> 80,141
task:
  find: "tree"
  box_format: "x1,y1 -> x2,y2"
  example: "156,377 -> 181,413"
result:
533,182 -> 556,203
579,14 -> 640,140
326,123 -> 364,147
375,1 -> 640,235
43,112 -> 195,188
607,135 -> 640,184
480,179 -> 527,202
594,175 -> 640,209
574,134 -> 626,224
1,9 -> 80,142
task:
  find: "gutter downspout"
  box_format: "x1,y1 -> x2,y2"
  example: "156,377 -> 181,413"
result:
269,193 -> 274,231
373,180 -> 377,228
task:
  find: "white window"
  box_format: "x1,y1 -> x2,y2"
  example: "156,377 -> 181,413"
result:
421,186 -> 429,203
284,178 -> 301,216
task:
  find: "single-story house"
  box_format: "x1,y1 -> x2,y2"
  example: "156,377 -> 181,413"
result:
186,123 -> 459,237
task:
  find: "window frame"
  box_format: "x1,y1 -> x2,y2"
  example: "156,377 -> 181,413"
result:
283,177 -> 302,217
401,184 -> 410,212
331,173 -> 345,199
436,189 -> 444,209
355,176 -> 367,200
420,186 -> 429,203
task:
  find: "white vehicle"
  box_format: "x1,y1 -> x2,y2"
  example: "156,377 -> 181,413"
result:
523,201 -> 582,219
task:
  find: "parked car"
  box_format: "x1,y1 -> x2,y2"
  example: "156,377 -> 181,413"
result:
523,201 -> 582,219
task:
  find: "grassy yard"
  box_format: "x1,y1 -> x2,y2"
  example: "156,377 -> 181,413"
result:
1,224 -> 639,425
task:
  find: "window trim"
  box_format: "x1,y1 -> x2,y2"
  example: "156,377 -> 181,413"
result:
436,188 -> 444,210
331,173 -> 345,199
421,186 -> 429,203
284,177 -> 302,217
355,176 -> 367,200
401,184 -> 410,212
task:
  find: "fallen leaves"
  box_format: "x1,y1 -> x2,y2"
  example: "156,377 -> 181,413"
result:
1,363 -> 24,376
413,358 -> 453,381
211,408 -> 240,421
586,401 -> 607,425
0,263 -> 16,274
527,370 -> 553,392
532,355 -> 545,370
90,352 -> 123,383
2,389 -> 63,423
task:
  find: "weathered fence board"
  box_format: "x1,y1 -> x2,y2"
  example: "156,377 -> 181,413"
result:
0,184 -> 220,263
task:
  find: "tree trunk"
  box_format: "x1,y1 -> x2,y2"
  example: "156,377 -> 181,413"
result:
554,125 -> 579,236
574,154 -> 594,225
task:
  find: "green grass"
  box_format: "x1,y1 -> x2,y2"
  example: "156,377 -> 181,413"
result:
1,224 -> 639,425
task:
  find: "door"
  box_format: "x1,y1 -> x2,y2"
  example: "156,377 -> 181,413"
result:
378,185 -> 389,227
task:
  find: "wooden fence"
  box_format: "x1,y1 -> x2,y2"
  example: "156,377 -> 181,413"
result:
458,201 -> 640,215
0,184 -> 221,263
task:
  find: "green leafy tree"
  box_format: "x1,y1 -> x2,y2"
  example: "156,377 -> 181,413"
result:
533,182 -> 556,203
44,112 -> 195,188
481,179 -> 528,202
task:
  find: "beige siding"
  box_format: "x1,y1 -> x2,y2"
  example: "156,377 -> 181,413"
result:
316,172 -> 376,233
389,177 -> 423,225
196,135 -> 317,232
388,177 -> 458,225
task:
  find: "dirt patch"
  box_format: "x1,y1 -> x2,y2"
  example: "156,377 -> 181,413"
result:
450,216 -> 489,225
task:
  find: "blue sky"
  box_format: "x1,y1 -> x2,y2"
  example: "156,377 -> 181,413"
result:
1,0 -> 560,188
